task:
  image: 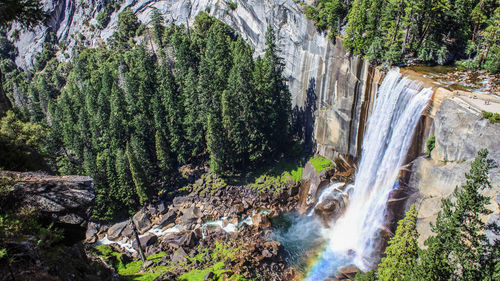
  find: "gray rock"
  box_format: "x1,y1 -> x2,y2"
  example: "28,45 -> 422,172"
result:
171,247 -> 187,265
107,220 -> 129,241
133,210 -> 151,234
132,233 -> 158,251
433,99 -> 500,162
158,209 -> 176,227
485,214 -> 500,245
157,202 -> 167,214
2,172 -> 94,230
409,99 -> 500,247
181,207 -> 202,224
85,222 -> 99,243
298,162 -> 330,214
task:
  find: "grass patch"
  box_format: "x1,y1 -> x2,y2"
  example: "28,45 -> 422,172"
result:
94,246 -> 171,281
248,158 -> 305,194
309,156 -> 334,174
481,110 -> 500,124
94,241 -> 246,281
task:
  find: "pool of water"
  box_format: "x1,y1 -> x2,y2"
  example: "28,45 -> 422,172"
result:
270,213 -> 325,275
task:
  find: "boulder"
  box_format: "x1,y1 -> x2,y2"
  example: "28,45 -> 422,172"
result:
173,196 -> 192,207
335,264 -> 358,280
85,222 -> 99,243
133,210 -> 152,234
251,213 -> 271,228
157,202 -> 167,214
132,233 -> 158,251
298,162 -> 330,214
161,231 -> 198,249
171,247 -> 188,265
107,220 -> 129,241
181,207 -> 202,224
158,209 -> 177,227
313,190 -> 347,226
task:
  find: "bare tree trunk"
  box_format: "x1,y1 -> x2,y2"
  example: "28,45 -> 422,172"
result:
472,23 -> 478,43
417,22 -> 431,49
401,25 -> 410,56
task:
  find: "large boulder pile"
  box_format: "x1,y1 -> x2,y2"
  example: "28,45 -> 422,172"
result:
89,175 -> 301,280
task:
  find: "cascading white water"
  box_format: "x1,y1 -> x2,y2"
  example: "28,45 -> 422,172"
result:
306,69 -> 433,280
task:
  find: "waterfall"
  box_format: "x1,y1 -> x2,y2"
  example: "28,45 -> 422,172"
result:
306,69 -> 433,280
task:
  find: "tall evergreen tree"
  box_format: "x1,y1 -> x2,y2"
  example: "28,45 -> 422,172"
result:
159,61 -> 187,164
183,67 -> 204,157
222,37 -> 254,169
198,21 -> 233,173
377,205 -> 419,281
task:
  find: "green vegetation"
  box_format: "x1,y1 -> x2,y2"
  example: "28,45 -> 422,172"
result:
482,110 -> 500,123
425,135 -> 436,157
306,0 -> 500,73
180,173 -> 228,195
0,176 -> 65,277
95,241 -> 247,281
95,245 -> 169,281
377,205 -> 419,281
304,0 -> 348,39
96,0 -> 120,29
0,11 -> 292,221
356,149 -> 500,280
0,110 -> 48,171
228,1 -> 238,10
0,0 -> 47,29
248,157 -> 304,194
309,155 -> 335,174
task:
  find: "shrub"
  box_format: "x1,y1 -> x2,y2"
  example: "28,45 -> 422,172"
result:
96,11 -> 110,29
425,136 -> 436,158
482,110 -> 500,124
228,1 -> 237,10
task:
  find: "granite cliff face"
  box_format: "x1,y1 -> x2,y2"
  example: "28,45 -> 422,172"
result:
10,0 -> 380,159
406,94 -> 500,246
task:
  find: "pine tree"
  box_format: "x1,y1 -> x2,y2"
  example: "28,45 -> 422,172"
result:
150,8 -> 164,46
198,21 -> 233,173
182,67 -> 205,157
126,138 -> 151,205
344,0 -> 370,54
159,62 -> 187,164
222,36 -> 254,168
261,25 -> 291,157
419,149 -> 496,280
377,205 -> 419,281
115,148 -> 136,213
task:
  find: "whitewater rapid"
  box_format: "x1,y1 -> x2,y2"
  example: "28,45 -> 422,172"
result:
307,69 -> 432,280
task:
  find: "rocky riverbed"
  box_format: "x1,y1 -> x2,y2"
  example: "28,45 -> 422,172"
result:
83,159 -> 352,280
86,172 -> 302,280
